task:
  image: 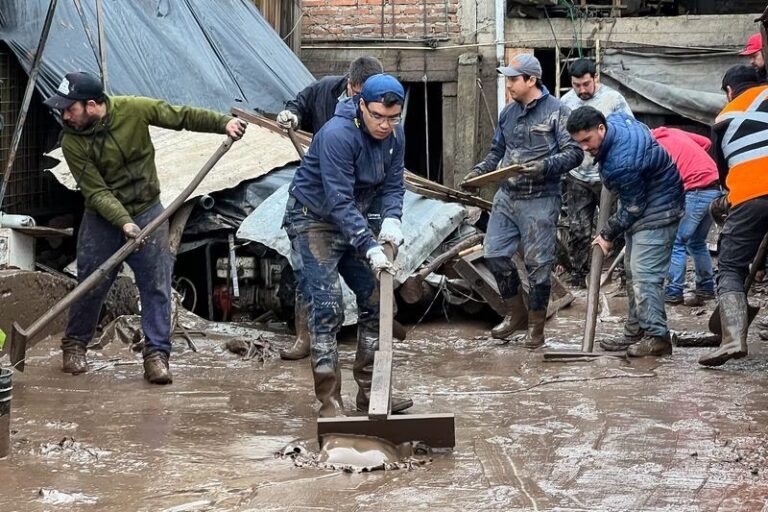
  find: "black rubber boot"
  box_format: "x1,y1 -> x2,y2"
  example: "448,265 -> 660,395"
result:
699,292 -> 748,367
280,301 -> 310,360
61,338 -> 87,374
143,351 -> 173,384
491,294 -> 528,339
522,310 -> 547,349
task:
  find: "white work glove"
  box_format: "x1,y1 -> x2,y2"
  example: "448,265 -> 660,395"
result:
276,110 -> 298,129
366,245 -> 394,278
378,217 -> 404,246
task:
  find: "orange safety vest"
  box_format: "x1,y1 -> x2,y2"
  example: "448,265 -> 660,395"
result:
715,85 -> 768,206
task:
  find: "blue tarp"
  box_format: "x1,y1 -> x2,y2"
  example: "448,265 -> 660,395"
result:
0,0 -> 314,114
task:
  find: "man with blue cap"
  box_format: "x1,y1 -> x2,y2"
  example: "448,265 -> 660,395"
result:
283,73 -> 411,417
462,54 -> 582,348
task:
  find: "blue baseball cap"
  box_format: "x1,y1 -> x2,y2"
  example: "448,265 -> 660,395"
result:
360,74 -> 405,103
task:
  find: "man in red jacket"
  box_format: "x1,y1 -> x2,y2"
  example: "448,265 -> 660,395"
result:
650,127 -> 722,305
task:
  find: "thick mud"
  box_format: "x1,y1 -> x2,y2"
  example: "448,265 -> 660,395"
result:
1,288 -> 767,510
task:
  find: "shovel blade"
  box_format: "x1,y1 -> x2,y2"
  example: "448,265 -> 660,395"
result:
318,413 -> 455,448
10,322 -> 29,372
708,304 -> 760,336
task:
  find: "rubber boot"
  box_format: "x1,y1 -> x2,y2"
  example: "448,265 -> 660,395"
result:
522,310 -> 547,349
143,351 -> 173,384
61,338 -> 87,375
491,294 -> 528,339
699,292 -> 749,367
280,301 -> 310,360
313,365 -> 345,418
353,325 -> 413,414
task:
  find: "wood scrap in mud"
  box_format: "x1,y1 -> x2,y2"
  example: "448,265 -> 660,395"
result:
404,171 -> 492,211
224,335 -> 278,364
672,331 -> 721,348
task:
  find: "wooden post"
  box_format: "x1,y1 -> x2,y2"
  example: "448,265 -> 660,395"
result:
454,53 -> 480,188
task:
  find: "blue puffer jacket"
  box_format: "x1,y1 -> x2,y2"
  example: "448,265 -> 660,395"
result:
595,113 -> 684,241
289,99 -> 405,253
474,87 -> 583,198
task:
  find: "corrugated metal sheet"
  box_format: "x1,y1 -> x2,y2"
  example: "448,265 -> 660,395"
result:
237,184 -> 467,326
46,125 -> 300,205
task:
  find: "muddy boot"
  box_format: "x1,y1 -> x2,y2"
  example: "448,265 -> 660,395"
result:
353,325 -> 413,414
143,351 -> 173,385
491,294 -> 528,339
599,327 -> 644,351
699,292 -> 748,367
280,302 -> 310,360
522,310 -> 547,349
626,334 -> 673,357
61,339 -> 87,374
313,365 -> 345,418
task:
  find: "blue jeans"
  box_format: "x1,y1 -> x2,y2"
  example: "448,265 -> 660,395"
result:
665,188 -> 721,298
484,192 -> 560,311
283,199 -> 380,379
625,223 -> 677,338
64,203 -> 174,355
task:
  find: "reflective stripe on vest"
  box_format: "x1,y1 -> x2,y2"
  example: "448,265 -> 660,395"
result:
716,85 -> 768,206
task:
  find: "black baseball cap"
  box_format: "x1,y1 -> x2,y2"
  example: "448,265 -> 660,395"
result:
44,72 -> 104,110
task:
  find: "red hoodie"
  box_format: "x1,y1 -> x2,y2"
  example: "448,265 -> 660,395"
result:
650,127 -> 719,192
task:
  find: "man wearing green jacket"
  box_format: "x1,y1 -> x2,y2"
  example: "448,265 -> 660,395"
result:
44,72 -> 246,384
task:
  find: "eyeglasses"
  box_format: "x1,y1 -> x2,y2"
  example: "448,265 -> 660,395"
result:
367,110 -> 402,125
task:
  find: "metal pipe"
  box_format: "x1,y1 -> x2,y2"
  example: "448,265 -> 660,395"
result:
495,0 -> 505,115
96,0 -> 108,91
0,0 -> 58,210
198,195 -> 215,210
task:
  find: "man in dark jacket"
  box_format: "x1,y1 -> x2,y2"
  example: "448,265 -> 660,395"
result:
276,56 -> 383,133
43,72 -> 246,383
275,56 -> 383,362
283,74 -> 409,417
567,107 -> 684,357
461,54 -> 582,348
699,65 -> 768,367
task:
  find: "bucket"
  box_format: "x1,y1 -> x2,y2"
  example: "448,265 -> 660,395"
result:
0,368 -> 11,458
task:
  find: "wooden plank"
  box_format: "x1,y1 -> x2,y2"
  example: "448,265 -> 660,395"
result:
318,413 -> 456,448
462,164 -> 524,188
378,244 -> 395,352
368,351 -> 392,419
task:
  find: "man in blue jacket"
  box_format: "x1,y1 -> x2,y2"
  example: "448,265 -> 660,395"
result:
283,74 -> 409,417
275,56 -> 383,362
567,106 -> 684,357
462,54 -> 583,348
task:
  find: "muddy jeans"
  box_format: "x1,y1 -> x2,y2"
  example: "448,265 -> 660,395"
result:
283,198 -> 380,380
624,223 -> 677,338
717,195 -> 768,295
484,191 -> 560,311
64,203 -> 173,355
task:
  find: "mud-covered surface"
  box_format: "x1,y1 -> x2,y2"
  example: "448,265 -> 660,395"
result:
1,288 -> 768,511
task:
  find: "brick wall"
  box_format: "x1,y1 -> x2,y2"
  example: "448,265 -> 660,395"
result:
302,0 -> 459,41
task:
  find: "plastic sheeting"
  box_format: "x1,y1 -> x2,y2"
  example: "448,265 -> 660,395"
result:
601,48 -> 733,125
237,186 -> 468,325
0,0 -> 314,114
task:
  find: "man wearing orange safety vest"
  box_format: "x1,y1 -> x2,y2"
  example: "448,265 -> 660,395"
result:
699,65 -> 768,367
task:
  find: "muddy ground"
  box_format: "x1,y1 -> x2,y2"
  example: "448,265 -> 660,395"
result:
1,286 -> 767,511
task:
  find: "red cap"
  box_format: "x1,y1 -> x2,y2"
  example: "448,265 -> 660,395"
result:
740,33 -> 763,56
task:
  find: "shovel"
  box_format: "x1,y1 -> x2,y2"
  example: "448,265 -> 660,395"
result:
10,135 -> 239,371
544,187 -> 623,361
317,244 -> 455,448
707,232 -> 768,336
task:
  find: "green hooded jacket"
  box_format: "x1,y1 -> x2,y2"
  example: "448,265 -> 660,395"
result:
60,95 -> 231,228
